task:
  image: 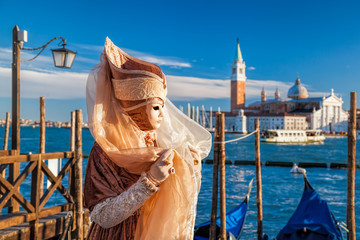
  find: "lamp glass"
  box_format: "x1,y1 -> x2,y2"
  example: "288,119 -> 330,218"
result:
52,50 -> 66,67
64,51 -> 76,68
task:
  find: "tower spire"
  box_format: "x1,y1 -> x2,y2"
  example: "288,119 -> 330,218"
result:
275,87 -> 280,99
231,38 -> 246,112
261,87 -> 266,102
234,38 -> 243,62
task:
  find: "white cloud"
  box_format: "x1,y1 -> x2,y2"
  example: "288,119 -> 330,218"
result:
71,43 -> 104,52
73,43 -> 192,68
139,56 -> 191,68
247,66 -> 256,70
167,75 -> 229,100
0,67 -> 88,99
246,79 -> 293,99
167,75 -> 294,101
0,45 -> 192,70
1,65 -> 329,102
123,48 -> 192,68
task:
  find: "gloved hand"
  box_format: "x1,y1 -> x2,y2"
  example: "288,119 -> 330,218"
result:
147,149 -> 175,186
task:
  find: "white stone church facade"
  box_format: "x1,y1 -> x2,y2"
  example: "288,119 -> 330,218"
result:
222,40 -> 348,133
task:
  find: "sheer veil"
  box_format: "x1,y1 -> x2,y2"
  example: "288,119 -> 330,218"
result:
86,39 -> 212,239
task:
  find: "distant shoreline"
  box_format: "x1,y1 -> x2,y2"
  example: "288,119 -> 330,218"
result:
0,119 -> 89,129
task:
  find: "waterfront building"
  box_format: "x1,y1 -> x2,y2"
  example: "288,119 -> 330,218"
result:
224,109 -> 247,133
212,39 -> 348,133
246,113 -> 307,132
250,79 -> 348,132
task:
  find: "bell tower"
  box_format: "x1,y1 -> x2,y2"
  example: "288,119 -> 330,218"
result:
231,38 -> 246,113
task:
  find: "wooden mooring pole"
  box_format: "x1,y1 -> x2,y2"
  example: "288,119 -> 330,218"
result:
210,112 -> 226,239
219,113 -> 226,240
255,118 -> 263,240
69,111 -> 76,233
210,113 -> 220,239
3,112 -> 10,150
74,110 -> 83,240
69,111 -> 76,193
347,92 -> 356,240
39,97 -> 45,195
210,107 -> 213,131
202,105 -> 205,128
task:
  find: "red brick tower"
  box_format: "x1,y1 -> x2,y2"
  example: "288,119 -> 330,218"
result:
231,39 -> 246,113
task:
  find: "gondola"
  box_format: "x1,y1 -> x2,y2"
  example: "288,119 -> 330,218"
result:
272,174 -> 344,240
194,179 -> 253,240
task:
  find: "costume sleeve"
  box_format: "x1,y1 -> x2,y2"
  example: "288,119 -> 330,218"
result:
90,173 -> 159,229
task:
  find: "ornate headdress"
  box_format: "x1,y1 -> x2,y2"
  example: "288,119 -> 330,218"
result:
104,37 -> 167,110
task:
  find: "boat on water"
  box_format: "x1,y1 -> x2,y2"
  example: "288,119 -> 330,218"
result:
261,129 -> 325,143
264,174 -> 344,240
194,179 -> 253,240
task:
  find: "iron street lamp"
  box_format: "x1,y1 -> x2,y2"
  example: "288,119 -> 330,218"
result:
51,39 -> 77,68
11,25 -> 77,152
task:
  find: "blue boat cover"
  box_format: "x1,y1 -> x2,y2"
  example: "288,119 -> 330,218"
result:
276,176 -> 343,240
194,180 -> 253,239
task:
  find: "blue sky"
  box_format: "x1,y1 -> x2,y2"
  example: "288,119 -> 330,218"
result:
1,0 -> 360,121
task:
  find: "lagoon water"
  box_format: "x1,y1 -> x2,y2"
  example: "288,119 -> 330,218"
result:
1,127 -> 359,239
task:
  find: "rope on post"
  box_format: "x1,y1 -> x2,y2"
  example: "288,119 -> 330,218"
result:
213,128 -> 259,144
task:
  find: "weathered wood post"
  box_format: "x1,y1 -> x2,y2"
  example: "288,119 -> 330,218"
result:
347,92 -> 356,240
9,25 -> 20,213
202,105 -> 205,128
1,112 -> 10,198
39,97 -> 45,195
196,106 -> 200,123
192,106 -> 195,121
209,107 -> 213,131
69,111 -> 76,232
218,113 -> 226,240
255,118 -> 263,240
3,112 -> 10,150
70,111 -> 76,152
187,103 -> 191,118
210,112 -> 226,239
69,111 -> 76,187
30,154 -> 42,240
210,113 -> 220,239
74,110 -> 83,240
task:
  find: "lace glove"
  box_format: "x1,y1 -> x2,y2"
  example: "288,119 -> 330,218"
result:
90,173 -> 159,229
147,149 -> 175,185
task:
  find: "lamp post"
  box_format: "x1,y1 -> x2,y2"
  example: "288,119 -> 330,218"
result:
11,25 -> 77,152
9,25 -> 76,213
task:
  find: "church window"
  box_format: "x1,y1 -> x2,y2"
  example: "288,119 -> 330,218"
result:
232,68 -> 235,74
239,68 -> 243,74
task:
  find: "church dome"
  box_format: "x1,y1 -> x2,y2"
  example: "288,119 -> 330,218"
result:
288,77 -> 308,99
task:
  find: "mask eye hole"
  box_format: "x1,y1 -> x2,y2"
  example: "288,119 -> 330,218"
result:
153,106 -> 160,111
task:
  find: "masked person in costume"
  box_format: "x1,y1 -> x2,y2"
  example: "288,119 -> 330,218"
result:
84,38 -> 212,240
